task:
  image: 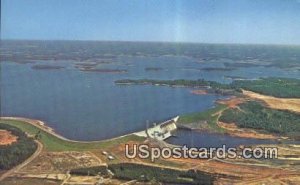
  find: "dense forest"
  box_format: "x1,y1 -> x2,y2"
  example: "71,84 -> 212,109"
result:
0,124 -> 37,170
70,163 -> 214,184
220,101 -> 300,138
109,163 -> 214,184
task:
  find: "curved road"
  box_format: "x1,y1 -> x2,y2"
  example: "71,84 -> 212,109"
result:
0,140 -> 43,182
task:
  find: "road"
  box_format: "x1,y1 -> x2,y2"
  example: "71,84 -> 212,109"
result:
0,140 -> 43,182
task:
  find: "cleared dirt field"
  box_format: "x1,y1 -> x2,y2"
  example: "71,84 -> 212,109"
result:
91,140 -> 147,164
65,175 -> 105,185
242,90 -> 300,113
217,97 -> 245,108
1,177 -> 62,185
0,130 -> 18,146
19,151 -> 103,174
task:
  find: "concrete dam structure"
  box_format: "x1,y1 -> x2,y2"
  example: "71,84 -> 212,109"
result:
134,116 -> 179,141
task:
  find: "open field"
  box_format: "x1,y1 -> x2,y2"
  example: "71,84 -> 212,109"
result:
217,97 -> 245,108
242,89 -> 300,113
19,151 -> 103,174
1,177 -> 62,185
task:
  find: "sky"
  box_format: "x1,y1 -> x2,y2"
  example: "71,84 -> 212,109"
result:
2,0 -> 300,45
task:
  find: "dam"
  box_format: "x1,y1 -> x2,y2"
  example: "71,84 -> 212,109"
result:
134,116 -> 179,140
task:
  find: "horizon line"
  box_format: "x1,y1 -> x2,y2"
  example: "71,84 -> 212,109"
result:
1,38 -> 300,47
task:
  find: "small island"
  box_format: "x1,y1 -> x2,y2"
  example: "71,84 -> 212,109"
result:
201,67 -> 236,71
77,67 -> 128,73
31,65 -> 65,70
145,67 -> 164,71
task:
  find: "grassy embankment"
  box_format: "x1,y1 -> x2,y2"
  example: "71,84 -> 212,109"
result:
0,119 -> 144,152
178,104 -> 227,133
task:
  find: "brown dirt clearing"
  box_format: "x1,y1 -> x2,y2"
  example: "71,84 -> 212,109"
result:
0,130 -> 18,146
242,90 -> 300,113
217,96 -> 245,108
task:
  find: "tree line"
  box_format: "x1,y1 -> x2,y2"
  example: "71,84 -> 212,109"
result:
0,123 -> 37,170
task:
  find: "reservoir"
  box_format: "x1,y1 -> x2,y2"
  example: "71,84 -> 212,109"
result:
1,54 -> 299,145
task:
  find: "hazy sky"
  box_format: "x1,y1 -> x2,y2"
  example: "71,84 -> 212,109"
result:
2,0 -> 300,44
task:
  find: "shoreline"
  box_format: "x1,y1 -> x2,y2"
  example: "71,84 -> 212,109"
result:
0,115 -> 287,145
0,117 -> 140,144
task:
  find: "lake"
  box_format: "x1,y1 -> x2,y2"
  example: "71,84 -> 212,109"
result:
1,43 -> 299,146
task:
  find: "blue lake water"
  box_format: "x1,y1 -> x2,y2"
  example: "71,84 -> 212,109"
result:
1,56 -> 299,144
